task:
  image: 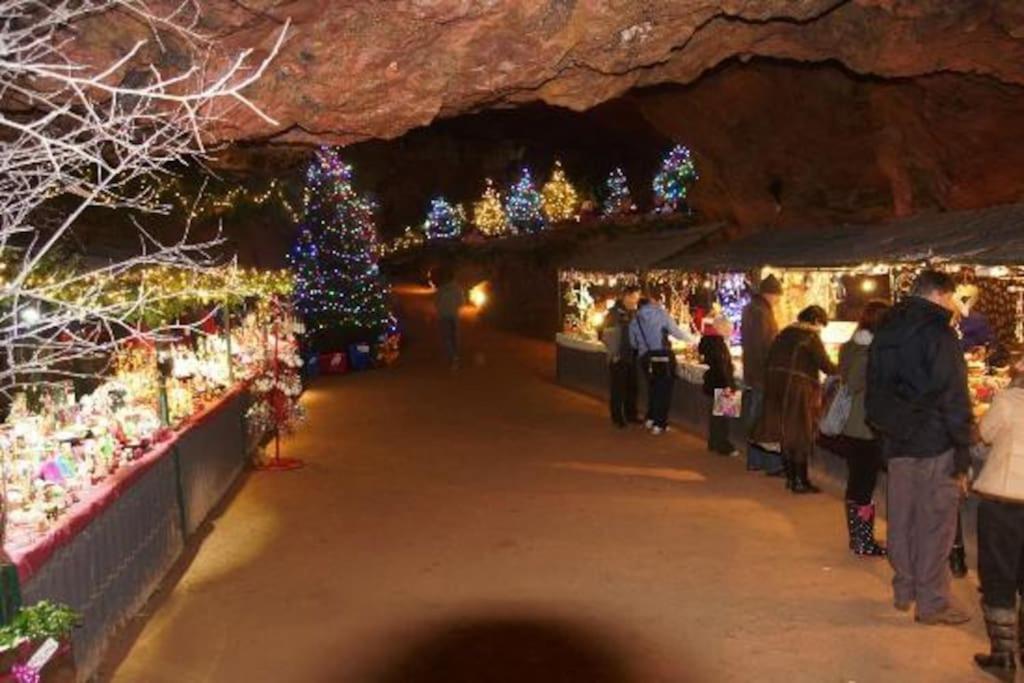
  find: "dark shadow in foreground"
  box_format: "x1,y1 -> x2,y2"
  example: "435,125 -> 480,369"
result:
363,616 -> 643,683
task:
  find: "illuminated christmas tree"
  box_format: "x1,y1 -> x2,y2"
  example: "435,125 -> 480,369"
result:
652,145 -> 698,212
505,168 -> 546,234
290,147 -> 395,348
472,179 -> 509,237
541,161 -> 579,223
601,167 -> 633,217
423,196 -> 466,240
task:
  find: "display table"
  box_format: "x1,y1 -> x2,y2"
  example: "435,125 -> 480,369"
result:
8,386 -> 251,679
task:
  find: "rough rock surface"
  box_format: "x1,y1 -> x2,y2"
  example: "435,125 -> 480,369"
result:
78,1 -> 1024,227
188,0 -> 1024,146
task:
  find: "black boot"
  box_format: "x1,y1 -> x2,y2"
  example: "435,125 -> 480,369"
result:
950,514 -> 968,578
790,462 -> 821,495
950,545 -> 968,579
974,604 -> 1017,681
783,458 -> 796,491
850,502 -> 886,557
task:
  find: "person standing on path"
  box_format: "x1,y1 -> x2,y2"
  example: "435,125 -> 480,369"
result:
866,270 -> 973,626
700,316 -> 739,456
629,295 -> 695,436
433,267 -> 464,369
754,305 -> 836,494
742,275 -> 784,475
972,358 -> 1024,681
601,285 -> 642,428
833,300 -> 890,556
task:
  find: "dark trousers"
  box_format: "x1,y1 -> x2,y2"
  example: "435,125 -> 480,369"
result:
645,365 -> 675,429
843,437 -> 882,505
887,451 -> 959,617
708,413 -> 734,454
608,359 -> 638,425
439,316 -> 458,363
978,498 -> 1024,608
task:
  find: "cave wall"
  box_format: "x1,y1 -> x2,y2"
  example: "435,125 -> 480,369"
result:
159,0 -> 1024,150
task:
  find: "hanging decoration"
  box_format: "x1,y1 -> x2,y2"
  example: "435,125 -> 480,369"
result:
601,167 -> 634,217
423,196 -> 466,240
289,147 -> 396,347
137,177 -> 301,223
540,161 -> 579,224
472,179 -> 509,237
249,303 -> 306,471
505,168 -> 546,235
379,225 -> 426,257
653,145 -> 699,213
715,272 -> 752,333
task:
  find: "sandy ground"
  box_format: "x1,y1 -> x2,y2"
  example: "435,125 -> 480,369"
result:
102,286 -> 996,683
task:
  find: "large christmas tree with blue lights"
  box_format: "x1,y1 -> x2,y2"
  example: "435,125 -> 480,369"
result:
290,147 -> 394,348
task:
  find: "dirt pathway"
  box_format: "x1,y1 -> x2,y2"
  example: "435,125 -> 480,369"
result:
104,286 -> 992,682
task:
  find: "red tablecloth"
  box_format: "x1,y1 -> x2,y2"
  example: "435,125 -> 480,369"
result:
6,384 -> 247,583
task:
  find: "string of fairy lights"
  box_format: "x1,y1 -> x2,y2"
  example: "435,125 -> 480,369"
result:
138,176 -> 302,223
6,260 -> 294,325
108,145 -> 697,263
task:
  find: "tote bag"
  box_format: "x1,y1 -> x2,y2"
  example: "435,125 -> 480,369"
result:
819,377 -> 853,436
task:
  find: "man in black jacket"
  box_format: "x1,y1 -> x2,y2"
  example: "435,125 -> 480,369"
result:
866,270 -> 973,626
601,285 -> 641,428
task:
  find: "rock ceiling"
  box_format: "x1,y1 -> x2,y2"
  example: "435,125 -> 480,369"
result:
85,1 -> 1024,227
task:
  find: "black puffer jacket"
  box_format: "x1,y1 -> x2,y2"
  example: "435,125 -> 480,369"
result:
866,297 -> 973,471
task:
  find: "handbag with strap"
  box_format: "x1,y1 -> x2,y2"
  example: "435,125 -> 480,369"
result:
637,316 -> 674,379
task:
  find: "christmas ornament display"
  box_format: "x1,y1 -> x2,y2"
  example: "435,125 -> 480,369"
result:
289,147 -> 396,345
653,145 -> 698,212
541,161 -> 579,224
601,167 -> 633,217
505,168 -> 546,235
472,179 -> 509,237
423,197 -> 466,240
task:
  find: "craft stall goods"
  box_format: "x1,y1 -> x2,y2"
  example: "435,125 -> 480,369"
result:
0,303 -> 303,554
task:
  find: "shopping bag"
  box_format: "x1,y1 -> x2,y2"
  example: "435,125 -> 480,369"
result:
819,377 -> 853,436
713,388 -> 743,418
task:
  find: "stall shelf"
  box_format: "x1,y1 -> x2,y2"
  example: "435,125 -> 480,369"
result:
6,386 -> 251,679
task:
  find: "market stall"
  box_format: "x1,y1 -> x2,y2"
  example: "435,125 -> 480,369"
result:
557,203 -> 1024,456
555,225 -> 730,436
0,267 -> 304,678
660,202 -> 1024,417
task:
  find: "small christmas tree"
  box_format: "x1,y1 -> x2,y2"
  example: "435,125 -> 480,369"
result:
541,161 -> 579,223
290,147 -> 395,348
601,167 -> 633,217
472,179 -> 509,237
652,145 -> 698,212
424,196 -> 466,240
505,168 -> 546,234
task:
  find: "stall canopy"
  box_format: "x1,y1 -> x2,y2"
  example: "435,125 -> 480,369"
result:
659,202 -> 1024,271
560,223 -> 724,272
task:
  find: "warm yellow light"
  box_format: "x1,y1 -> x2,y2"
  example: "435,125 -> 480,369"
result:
861,279 -> 877,293
589,310 -> 606,328
469,283 -> 488,308
541,161 -> 579,223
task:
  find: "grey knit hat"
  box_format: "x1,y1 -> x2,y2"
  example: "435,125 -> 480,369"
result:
759,274 -> 783,296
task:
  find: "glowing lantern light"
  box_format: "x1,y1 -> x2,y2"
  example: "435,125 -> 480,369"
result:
469,283 -> 488,308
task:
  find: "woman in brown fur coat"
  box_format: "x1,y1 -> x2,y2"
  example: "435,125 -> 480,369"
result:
754,305 -> 837,494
